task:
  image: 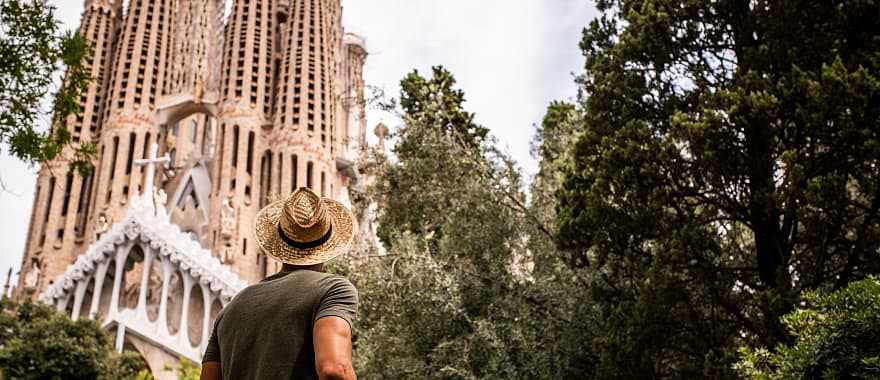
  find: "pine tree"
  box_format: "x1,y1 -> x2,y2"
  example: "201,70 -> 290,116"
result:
554,0 -> 880,377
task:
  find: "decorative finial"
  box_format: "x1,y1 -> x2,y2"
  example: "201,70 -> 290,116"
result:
374,122 -> 389,152
3,267 -> 12,299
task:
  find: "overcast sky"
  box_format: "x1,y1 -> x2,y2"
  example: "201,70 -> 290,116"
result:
0,0 -> 595,283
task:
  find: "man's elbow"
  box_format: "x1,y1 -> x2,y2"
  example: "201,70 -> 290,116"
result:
316,361 -> 355,380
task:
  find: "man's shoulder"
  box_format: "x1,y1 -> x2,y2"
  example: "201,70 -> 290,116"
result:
248,270 -> 355,293
316,272 -> 356,289
292,272 -> 358,300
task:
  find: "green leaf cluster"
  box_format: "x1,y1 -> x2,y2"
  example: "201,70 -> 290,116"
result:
736,276 -> 880,379
0,0 -> 94,175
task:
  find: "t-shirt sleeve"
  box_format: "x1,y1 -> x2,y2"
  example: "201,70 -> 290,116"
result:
314,276 -> 359,329
202,315 -> 223,363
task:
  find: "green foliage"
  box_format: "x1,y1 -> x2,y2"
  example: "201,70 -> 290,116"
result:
551,0 -> 880,377
399,66 -> 489,149
375,66 -> 493,245
337,67 -> 596,378
170,359 -> 201,380
135,358 -> 200,380
0,0 -> 94,175
0,299 -> 145,379
736,276 -> 880,379
136,359 -> 202,380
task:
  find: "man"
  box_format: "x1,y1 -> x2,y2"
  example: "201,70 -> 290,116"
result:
201,187 -> 359,380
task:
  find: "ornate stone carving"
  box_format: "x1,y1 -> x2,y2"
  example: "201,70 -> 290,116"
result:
220,244 -> 234,265
40,191 -> 247,304
220,197 -> 237,241
194,79 -> 205,103
171,196 -> 208,244
95,213 -> 111,240
153,188 -> 168,209
103,110 -> 155,130
23,259 -> 41,290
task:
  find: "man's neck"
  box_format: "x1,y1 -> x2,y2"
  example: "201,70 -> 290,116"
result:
282,263 -> 324,272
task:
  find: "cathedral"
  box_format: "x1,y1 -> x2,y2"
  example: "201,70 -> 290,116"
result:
13,0 -> 378,377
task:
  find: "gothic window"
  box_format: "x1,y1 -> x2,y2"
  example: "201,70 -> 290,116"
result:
78,276 -> 97,320
141,133 -> 151,173
39,177 -> 56,246
166,269 -> 184,335
259,151 -> 273,208
216,124 -> 226,193
61,174 -> 73,217
306,161 -> 313,190
187,283 -> 205,346
189,119 -> 198,144
107,136 -> 119,202
232,125 -> 240,169
201,118 -> 212,156
277,152 -> 284,196
145,255 -> 161,322
246,131 -> 255,175
75,174 -> 93,237
118,245 -> 145,312
89,146 -> 103,220
125,132 -> 136,174
291,155 -> 298,192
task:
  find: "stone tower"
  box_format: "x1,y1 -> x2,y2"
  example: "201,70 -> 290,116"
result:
18,0 -> 125,297
16,0 -> 369,300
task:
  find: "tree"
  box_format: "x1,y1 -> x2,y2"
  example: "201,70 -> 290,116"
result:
399,66 -> 488,148
553,0 -> 880,377
375,66 -> 491,245
336,67 -> 597,379
0,0 -> 93,175
0,299 -> 145,379
736,276 -> 880,379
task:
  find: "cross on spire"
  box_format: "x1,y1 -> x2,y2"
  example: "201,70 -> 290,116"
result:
134,143 -> 171,201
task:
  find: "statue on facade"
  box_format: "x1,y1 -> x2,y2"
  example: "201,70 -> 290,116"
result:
145,265 -> 163,319
23,259 -> 41,290
220,197 -> 236,241
153,188 -> 168,208
95,213 -> 110,240
194,78 -> 205,103
220,244 -> 234,264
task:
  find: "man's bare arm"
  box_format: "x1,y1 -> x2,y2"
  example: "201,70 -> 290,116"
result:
200,361 -> 221,380
314,316 -> 356,380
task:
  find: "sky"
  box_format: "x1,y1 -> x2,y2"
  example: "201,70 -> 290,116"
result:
0,0 -> 596,283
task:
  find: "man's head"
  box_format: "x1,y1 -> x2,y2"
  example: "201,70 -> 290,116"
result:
255,187 -> 357,266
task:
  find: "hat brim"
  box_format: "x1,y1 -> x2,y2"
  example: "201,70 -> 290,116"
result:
254,198 -> 357,265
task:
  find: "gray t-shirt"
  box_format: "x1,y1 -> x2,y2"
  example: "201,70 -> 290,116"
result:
203,269 -> 358,379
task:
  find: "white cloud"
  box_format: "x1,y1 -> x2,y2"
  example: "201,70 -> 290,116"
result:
344,0 -> 593,173
0,0 -> 595,284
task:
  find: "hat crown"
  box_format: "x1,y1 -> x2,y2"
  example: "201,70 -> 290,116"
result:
280,188 -> 331,243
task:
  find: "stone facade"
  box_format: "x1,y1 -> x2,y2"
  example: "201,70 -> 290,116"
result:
16,0 -> 371,375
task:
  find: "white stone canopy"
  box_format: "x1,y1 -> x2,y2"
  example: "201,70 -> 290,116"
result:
39,191 -> 247,363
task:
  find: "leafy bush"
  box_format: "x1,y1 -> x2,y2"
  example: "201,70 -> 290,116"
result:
737,277 -> 880,379
0,299 -> 145,379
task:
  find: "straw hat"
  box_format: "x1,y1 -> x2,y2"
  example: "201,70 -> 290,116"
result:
254,187 -> 357,265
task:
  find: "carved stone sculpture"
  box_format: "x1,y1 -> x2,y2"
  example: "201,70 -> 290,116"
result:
95,214 -> 110,240
220,197 -> 236,241
23,260 -> 41,289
